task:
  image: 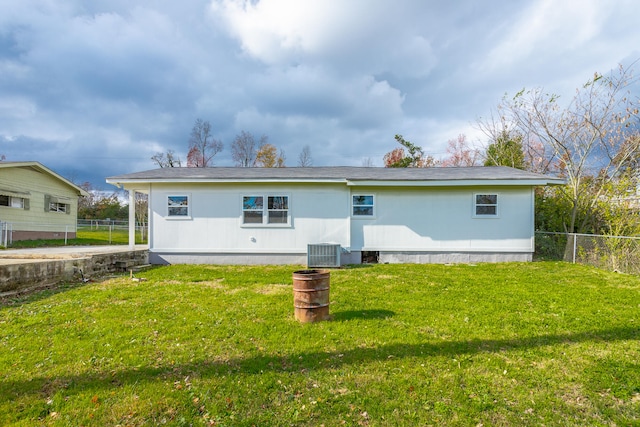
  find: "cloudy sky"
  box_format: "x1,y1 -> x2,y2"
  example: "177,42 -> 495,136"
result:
1,0 -> 639,189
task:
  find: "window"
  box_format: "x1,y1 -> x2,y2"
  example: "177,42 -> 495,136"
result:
243,196 -> 263,224
0,195 -> 27,209
474,194 -> 498,216
352,194 -> 374,217
168,195 -> 189,217
268,196 -> 288,224
242,195 -> 289,225
49,202 -> 68,213
45,195 -> 70,214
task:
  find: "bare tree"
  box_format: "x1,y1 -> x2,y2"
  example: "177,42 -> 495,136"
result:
477,108 -> 555,174
361,157 -> 374,167
231,131 -> 267,167
297,145 -> 312,167
497,62 -> 640,232
277,148 -> 286,167
186,119 -> 223,167
151,150 -> 182,168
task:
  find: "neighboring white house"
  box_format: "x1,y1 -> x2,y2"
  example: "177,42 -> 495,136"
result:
106,166 -> 564,265
0,161 -> 89,244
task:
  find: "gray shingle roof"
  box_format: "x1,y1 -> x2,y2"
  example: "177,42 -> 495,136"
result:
107,166 -> 564,185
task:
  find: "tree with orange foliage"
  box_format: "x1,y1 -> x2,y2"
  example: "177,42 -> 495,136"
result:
441,134 -> 480,167
255,143 -> 286,167
383,134 -> 438,168
186,119 -> 223,167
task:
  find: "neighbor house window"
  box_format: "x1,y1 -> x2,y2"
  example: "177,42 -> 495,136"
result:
242,195 -> 289,225
352,194 -> 374,217
474,194 -> 498,216
0,195 -> 28,209
45,195 -> 70,214
167,195 -> 189,217
49,202 -> 68,213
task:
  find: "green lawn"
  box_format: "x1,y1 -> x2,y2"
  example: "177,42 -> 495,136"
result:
0,262 -> 638,426
5,227 -> 146,248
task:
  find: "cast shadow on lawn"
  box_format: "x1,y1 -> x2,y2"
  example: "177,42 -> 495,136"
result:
0,280 -> 94,308
3,326 -> 638,402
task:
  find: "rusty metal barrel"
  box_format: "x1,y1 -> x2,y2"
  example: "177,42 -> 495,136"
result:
293,269 -> 330,322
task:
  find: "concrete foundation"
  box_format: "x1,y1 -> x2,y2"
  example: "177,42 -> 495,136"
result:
8,230 -> 78,241
150,251 -> 307,266
148,249 -> 531,266
378,251 -> 533,264
0,247 -> 149,296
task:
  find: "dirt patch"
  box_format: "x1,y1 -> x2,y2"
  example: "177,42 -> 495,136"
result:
255,284 -> 290,295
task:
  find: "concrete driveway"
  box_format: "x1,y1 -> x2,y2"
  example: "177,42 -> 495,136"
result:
0,245 -> 149,265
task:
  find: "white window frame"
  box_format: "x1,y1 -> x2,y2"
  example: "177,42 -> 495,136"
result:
352,194 -> 375,218
473,193 -> 499,218
242,195 -> 264,225
241,194 -> 290,227
0,195 -> 27,209
45,195 -> 70,214
49,202 -> 68,213
167,194 -> 191,219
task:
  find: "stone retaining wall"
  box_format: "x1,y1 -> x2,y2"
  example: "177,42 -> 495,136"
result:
0,249 -> 149,295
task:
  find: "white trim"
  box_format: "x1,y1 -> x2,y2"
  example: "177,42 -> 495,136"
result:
347,179 -> 563,187
109,178 -> 347,185
128,189 -> 136,249
150,248 -> 304,254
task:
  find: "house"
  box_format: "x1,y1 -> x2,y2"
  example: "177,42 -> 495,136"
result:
106,166 -> 564,265
0,161 -> 89,244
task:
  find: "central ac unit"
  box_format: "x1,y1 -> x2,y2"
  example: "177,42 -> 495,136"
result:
307,243 -> 341,268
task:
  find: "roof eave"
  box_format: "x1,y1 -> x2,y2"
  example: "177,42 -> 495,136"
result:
106,177 -> 567,187
347,178 -> 567,187
106,177 -> 349,186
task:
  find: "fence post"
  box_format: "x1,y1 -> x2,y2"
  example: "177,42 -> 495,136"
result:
572,233 -> 577,264
109,224 -> 112,244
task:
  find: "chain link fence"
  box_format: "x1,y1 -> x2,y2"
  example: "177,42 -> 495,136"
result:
1,220 -> 147,247
535,231 -> 640,274
1,221 -> 78,246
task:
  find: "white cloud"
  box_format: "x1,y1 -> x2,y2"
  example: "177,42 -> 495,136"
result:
474,0 -> 640,93
210,0 -> 437,77
211,0 -> 364,63
0,0 -> 638,185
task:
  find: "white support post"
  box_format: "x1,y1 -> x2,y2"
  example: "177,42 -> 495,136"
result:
129,190 -> 136,249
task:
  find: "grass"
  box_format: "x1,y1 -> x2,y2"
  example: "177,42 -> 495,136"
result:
4,227 -> 146,248
0,262 -> 638,426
